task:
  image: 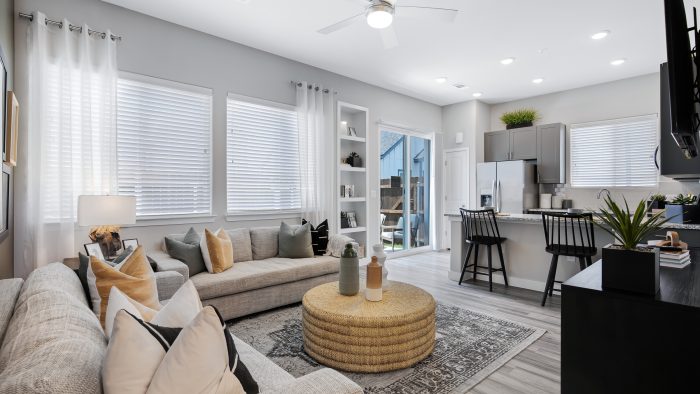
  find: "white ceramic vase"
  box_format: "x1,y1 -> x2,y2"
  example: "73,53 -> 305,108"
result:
372,244 -> 388,283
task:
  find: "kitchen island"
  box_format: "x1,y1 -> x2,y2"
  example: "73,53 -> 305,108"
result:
446,213 -> 700,292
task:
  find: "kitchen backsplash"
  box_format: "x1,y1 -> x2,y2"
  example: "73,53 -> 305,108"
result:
538,177 -> 700,211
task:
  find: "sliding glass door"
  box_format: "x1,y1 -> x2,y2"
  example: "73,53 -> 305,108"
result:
380,130 -> 431,252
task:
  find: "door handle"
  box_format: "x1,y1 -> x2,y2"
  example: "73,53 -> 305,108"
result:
491,180 -> 496,208
497,180 -> 502,212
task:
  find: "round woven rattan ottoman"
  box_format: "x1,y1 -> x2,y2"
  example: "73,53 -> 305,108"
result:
302,281 -> 436,373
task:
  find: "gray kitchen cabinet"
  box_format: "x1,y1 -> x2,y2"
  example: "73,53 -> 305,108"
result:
536,123 -> 566,183
510,126 -> 537,160
484,130 -> 510,162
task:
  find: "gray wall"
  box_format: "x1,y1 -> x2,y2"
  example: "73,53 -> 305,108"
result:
13,0 -> 442,266
490,73 -> 700,210
0,0 -> 13,279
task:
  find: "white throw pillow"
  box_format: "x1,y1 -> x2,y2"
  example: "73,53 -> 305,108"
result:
326,234 -> 359,257
104,280 -> 202,338
103,306 -> 254,394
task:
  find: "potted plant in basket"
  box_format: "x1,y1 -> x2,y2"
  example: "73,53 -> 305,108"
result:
499,108 -> 539,129
665,193 -> 699,224
594,195 -> 671,295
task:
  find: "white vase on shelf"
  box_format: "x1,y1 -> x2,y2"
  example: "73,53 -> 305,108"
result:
372,244 -> 388,283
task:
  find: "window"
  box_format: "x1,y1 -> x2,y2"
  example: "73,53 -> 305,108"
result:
117,74 -> 212,217
570,114 -> 658,188
226,95 -> 300,214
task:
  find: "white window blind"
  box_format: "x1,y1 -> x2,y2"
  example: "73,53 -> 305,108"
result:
570,114 -> 658,188
117,75 -> 212,217
226,95 -> 300,214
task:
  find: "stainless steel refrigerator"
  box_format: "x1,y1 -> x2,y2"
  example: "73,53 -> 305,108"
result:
476,161 -> 538,213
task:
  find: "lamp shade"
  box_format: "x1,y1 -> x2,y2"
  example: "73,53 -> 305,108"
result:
78,195 -> 136,226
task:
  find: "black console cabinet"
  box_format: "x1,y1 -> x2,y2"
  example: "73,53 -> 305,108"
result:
562,257 -> 700,394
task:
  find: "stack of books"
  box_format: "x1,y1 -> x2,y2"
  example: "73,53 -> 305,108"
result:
660,250 -> 691,268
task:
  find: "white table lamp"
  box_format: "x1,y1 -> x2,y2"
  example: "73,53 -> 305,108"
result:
78,195 -> 136,258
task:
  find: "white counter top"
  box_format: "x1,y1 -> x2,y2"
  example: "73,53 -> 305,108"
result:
444,212 -> 700,230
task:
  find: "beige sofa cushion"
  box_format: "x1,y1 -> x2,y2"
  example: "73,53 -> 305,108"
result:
226,228 -> 253,262
0,263 -> 106,393
0,278 -> 23,347
233,335 -> 294,392
191,256 -> 339,300
250,227 -> 279,260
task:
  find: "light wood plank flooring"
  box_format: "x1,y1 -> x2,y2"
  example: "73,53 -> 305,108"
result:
386,251 -> 560,394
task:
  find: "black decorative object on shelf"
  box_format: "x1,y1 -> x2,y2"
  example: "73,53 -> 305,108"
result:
506,121 -> 533,130
347,152 -> 362,168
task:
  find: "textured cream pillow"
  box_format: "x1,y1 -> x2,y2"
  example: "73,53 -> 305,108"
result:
87,246 -> 160,328
104,280 -> 203,338
200,228 -> 234,273
103,307 -> 248,394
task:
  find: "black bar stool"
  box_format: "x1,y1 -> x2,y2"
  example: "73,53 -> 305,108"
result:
541,212 -> 597,306
458,208 -> 508,291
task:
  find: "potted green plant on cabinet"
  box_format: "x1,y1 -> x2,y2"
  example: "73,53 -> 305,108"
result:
594,196 -> 670,295
499,108 -> 539,129
648,194 -> 667,210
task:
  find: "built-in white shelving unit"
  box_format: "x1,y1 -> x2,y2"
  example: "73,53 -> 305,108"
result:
336,101 -> 369,257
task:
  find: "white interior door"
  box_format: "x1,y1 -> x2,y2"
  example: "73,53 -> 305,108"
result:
442,148 -> 469,249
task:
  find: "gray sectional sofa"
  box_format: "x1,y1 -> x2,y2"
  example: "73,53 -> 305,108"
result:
0,263 -> 362,393
150,226 -> 341,321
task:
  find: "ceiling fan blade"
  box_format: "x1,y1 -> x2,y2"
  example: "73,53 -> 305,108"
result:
395,6 -> 458,22
317,13 -> 365,35
380,25 -> 399,49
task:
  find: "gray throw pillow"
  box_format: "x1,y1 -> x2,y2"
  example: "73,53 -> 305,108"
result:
278,222 -> 314,258
165,227 -> 206,276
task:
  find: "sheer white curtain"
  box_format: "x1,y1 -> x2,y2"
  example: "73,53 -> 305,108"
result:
14,12 -> 118,277
296,82 -> 333,225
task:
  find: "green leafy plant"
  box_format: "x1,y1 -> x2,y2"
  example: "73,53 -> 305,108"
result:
594,196 -> 671,250
670,193 -> 697,205
650,194 -> 667,203
499,109 -> 539,127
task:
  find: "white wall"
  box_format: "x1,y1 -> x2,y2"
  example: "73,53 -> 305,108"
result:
13,0 -> 442,263
490,73 -> 700,210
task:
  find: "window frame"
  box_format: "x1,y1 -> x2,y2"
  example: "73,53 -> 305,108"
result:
569,114 -> 659,189
117,72 -> 214,220
225,92 -> 302,218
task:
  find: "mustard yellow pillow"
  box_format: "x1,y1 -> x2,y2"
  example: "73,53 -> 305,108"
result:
200,228 -> 234,273
87,246 -> 160,328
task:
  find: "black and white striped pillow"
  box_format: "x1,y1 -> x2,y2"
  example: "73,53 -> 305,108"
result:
302,219 -> 329,256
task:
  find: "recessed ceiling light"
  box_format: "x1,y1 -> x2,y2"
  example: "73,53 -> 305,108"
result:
500,57 -> 515,65
366,3 -> 394,29
453,83 -> 467,89
591,30 -> 610,40
610,58 -> 626,66
472,92 -> 483,98
532,78 -> 544,84
435,77 -> 448,84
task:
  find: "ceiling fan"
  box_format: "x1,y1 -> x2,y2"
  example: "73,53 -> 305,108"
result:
317,0 -> 459,49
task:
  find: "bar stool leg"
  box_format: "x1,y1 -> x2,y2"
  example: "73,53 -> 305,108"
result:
549,258 -> 559,297
578,257 -> 586,271
473,245 -> 479,280
542,254 -> 559,306
487,245 -> 493,292
459,244 -> 474,285
496,243 -> 508,287
585,256 -> 592,267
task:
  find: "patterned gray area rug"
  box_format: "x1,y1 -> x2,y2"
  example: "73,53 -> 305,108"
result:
229,302 -> 545,393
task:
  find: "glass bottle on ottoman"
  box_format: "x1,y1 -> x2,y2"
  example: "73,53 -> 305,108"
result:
365,256 -> 383,302
339,244 -> 359,296
372,244 -> 388,283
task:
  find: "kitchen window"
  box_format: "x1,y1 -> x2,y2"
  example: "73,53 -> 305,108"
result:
117,74 -> 213,218
570,114 -> 658,188
226,94 -> 301,215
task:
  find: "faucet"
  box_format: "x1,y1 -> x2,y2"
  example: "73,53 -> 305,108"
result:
597,188 -> 611,200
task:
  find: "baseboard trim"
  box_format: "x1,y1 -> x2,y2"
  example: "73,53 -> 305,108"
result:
448,270 -> 546,292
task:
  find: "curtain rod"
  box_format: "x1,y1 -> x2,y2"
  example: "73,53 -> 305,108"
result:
18,12 -> 122,41
290,80 -> 338,95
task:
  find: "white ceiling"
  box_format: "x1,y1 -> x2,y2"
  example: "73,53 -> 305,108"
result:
103,0 -> 698,106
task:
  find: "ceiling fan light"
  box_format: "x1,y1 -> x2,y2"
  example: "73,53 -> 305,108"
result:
366,3 -> 394,29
